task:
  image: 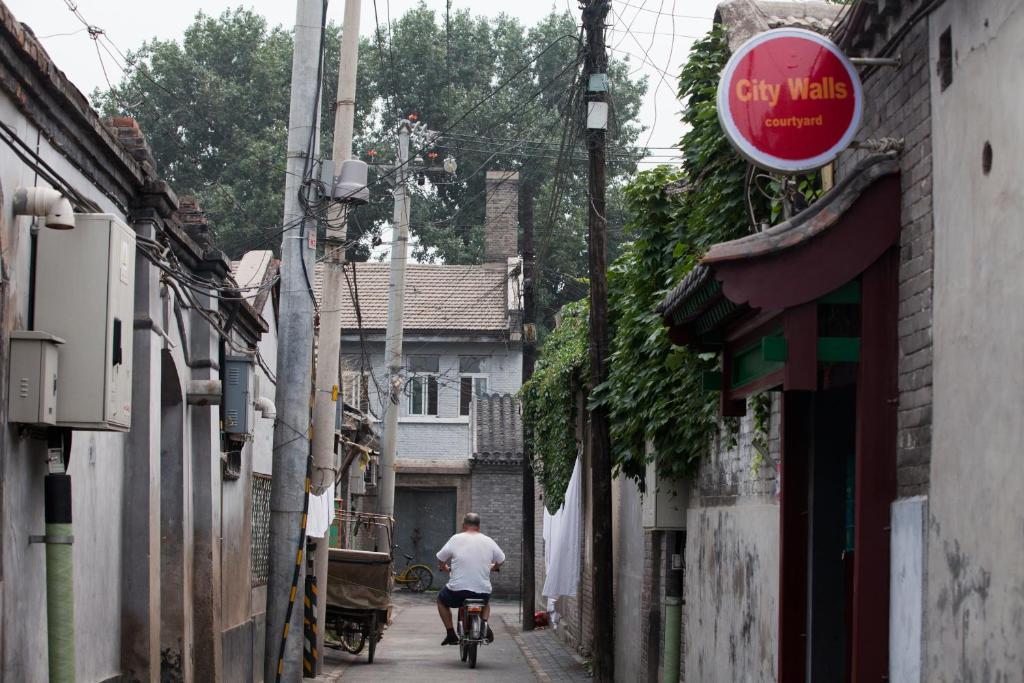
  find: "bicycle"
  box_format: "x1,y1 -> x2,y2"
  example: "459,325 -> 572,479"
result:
392,546 -> 434,593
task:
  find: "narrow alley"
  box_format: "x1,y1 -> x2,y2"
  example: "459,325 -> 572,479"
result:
319,594 -> 589,682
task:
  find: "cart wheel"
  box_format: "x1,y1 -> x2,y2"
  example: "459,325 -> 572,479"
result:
468,642 -> 478,669
339,627 -> 366,655
367,613 -> 378,664
408,565 -> 433,593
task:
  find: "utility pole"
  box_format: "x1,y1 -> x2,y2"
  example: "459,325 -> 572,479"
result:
309,0 -> 362,674
583,1 -> 614,681
266,0 -> 322,680
520,181 -> 537,631
377,119 -> 413,518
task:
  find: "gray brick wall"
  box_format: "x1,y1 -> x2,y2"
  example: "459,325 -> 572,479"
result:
694,394 -> 782,503
835,18 -> 934,497
484,170 -> 519,264
470,465 -> 523,596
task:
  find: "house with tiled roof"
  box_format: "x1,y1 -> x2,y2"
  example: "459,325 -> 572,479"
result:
315,170 -> 525,596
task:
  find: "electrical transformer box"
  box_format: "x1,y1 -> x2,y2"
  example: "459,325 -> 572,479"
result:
34,213 -> 136,431
223,356 -> 254,437
8,331 -> 63,425
642,457 -> 688,530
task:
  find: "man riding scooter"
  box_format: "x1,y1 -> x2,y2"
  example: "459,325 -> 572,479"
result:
435,512 -> 505,645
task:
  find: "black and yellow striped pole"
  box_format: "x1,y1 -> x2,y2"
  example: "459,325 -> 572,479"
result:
275,456 -> 313,683
302,574 -> 318,677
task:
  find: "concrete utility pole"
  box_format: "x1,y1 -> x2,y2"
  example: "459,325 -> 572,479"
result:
582,1 -> 614,680
521,181 -> 537,631
311,0 -> 361,497
377,119 -> 413,518
308,0 -> 362,673
266,0 -> 322,680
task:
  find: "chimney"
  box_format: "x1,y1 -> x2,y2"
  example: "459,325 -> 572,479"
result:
484,170 -> 519,265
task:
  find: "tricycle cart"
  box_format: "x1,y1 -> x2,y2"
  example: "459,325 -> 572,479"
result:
324,512 -> 393,664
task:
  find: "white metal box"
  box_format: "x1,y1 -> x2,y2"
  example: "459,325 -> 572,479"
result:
8,331 -> 63,425
33,213 -> 136,430
642,457 -> 689,530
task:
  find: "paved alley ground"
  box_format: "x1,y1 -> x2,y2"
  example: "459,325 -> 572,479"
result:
318,593 -> 590,682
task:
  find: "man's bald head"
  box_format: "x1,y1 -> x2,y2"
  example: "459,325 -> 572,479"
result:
462,512 -> 481,530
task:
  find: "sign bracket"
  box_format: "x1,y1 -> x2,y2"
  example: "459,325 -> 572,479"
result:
849,55 -> 901,68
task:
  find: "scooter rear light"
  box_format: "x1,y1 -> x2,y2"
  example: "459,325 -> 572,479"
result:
467,605 -> 483,613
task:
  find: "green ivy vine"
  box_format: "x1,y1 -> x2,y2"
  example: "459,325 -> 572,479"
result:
590,26 -> 770,484
523,26 -> 823,495
749,392 -> 772,475
520,299 -> 589,513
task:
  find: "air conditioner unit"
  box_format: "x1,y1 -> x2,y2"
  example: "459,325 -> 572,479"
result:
33,213 -> 135,430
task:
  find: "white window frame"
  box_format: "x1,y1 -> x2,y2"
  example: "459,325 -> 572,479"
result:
406,355 -> 440,416
459,374 -> 489,416
341,370 -> 370,414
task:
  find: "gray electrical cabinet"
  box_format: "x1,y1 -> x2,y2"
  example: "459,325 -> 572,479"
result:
33,213 -> 136,431
642,457 -> 689,530
223,356 -> 254,437
8,331 -> 63,425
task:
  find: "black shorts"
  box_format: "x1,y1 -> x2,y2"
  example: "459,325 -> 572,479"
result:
438,586 -> 491,608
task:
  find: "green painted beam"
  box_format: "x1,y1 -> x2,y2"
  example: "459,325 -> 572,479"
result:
818,280 -> 861,304
732,340 -> 784,389
818,337 -> 860,362
762,337 -> 789,362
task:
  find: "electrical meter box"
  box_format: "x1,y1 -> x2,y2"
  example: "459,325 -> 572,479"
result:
8,331 -> 63,425
642,458 -> 689,530
33,213 -> 136,431
223,356 -> 254,437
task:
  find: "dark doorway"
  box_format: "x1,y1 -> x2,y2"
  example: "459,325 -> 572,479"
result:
780,386 -> 857,683
807,386 -> 856,681
394,487 -> 457,567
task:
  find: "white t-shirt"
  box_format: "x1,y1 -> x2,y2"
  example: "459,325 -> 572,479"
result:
436,531 -> 506,594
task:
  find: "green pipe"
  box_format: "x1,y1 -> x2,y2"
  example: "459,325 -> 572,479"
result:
662,531 -> 683,683
45,473 -> 75,683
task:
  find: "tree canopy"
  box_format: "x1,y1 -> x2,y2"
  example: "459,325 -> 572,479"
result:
94,2 -> 648,326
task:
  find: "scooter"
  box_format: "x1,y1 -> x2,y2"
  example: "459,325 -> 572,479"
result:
456,598 -> 487,669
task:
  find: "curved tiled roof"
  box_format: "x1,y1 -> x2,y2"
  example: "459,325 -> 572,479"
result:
714,0 -> 843,51
314,262 -> 511,334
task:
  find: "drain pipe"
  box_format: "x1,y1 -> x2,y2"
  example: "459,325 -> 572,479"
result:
662,531 -> 684,682
32,433 -> 75,683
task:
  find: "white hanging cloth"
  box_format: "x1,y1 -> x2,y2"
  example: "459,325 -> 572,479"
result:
306,483 -> 335,539
542,454 -> 583,601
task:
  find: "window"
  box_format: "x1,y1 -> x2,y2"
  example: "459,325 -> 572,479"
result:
407,355 -> 439,416
938,26 -> 953,91
250,474 -> 272,586
342,370 -> 370,414
341,355 -> 371,414
459,356 -> 489,416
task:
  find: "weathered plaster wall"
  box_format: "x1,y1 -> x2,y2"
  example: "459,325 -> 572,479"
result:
0,95 -> 136,682
926,1 -> 1024,678
684,397 -> 780,683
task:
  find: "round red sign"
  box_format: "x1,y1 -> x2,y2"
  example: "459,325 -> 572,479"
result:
717,28 -> 863,173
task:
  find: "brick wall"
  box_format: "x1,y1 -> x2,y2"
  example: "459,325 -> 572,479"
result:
834,18 -> 934,497
469,464 -> 523,596
484,170 -> 518,264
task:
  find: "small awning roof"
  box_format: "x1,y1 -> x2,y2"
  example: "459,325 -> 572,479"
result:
658,155 -> 901,348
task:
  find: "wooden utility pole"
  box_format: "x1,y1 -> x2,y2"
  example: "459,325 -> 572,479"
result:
520,181 -> 537,631
583,1 -> 614,680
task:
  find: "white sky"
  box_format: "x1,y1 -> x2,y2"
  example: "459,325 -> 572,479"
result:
6,0 -> 718,159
